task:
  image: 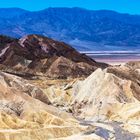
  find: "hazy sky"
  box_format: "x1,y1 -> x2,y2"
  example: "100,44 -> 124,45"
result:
0,0 -> 140,14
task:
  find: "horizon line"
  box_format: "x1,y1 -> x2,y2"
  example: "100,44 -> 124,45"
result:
0,7 -> 139,16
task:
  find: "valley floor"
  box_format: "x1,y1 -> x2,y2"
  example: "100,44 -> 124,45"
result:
84,51 -> 140,65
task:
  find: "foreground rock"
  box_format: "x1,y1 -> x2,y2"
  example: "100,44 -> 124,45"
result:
71,69 -> 139,121
67,63 -> 140,139
0,72 -> 50,104
0,35 -> 108,79
0,71 -> 91,140
0,62 -> 139,139
38,61 -> 140,139
0,71 -> 122,140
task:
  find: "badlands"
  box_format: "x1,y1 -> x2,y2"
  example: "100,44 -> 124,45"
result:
0,35 -> 139,139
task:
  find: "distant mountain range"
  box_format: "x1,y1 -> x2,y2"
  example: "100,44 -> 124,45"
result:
0,7 -> 140,51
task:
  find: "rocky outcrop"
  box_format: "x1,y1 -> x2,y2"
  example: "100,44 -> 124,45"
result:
126,61 -> 140,69
0,72 -> 50,104
40,63 -> 140,139
106,62 -> 140,100
0,62 -> 139,139
0,70 -> 128,140
71,67 -> 140,122
46,56 -> 96,78
0,71 -> 90,140
0,34 -> 108,79
107,63 -> 140,85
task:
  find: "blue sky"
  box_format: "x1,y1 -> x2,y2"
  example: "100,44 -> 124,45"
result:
0,0 -> 140,14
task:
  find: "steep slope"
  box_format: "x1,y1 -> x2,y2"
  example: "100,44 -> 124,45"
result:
0,34 -> 108,78
71,64 -> 140,122
0,71 -> 117,140
0,35 -> 16,51
46,56 -> 96,78
106,62 -> 140,101
35,61 -> 140,139
0,71 -> 89,140
0,8 -> 140,50
0,61 -> 139,139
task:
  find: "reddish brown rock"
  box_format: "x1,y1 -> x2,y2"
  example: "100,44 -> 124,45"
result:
46,56 -> 96,79
0,34 -> 108,78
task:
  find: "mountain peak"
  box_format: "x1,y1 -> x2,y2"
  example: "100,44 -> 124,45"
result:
0,8 -> 140,51
0,34 -> 108,78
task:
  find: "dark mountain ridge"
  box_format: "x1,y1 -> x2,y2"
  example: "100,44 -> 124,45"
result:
0,7 -> 140,51
0,34 -> 108,78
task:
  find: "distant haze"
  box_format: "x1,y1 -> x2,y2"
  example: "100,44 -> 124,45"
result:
0,7 -> 140,51
0,0 -> 140,14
